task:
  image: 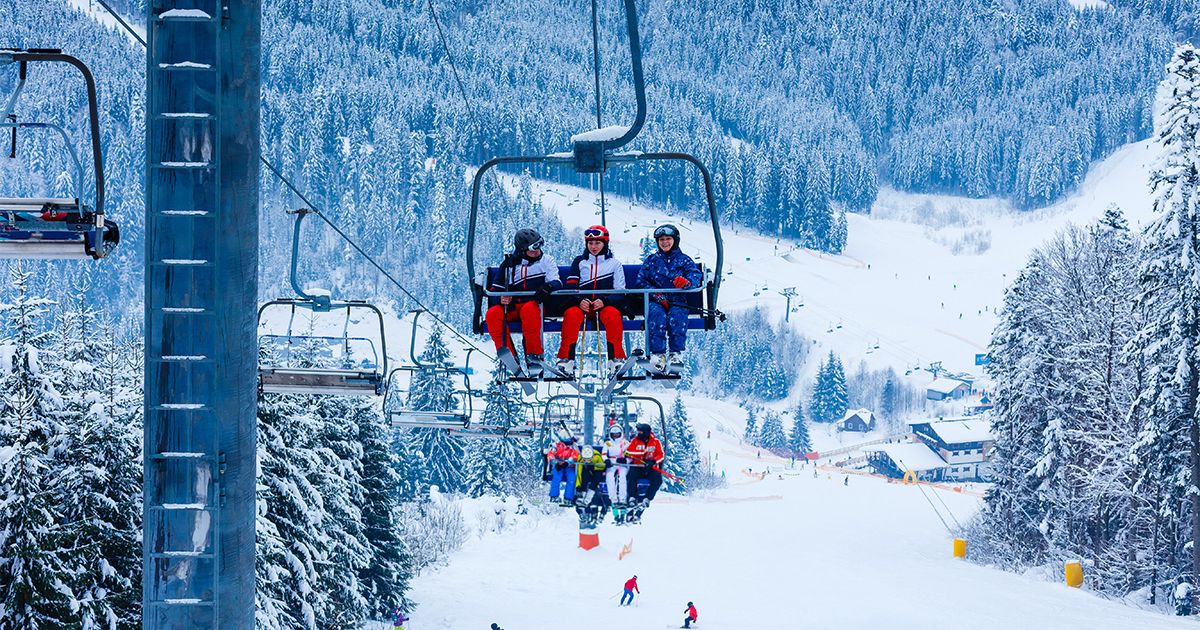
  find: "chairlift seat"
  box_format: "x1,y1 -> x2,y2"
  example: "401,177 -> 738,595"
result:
0,198 -> 119,260
388,410 -> 471,429
259,366 -> 383,396
475,263 -> 714,334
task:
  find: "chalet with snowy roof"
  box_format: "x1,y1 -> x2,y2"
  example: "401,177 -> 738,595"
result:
909,417 -> 995,481
836,408 -> 876,433
864,443 -> 948,482
926,377 -> 970,401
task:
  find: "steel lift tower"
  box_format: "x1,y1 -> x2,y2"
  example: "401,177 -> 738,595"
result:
143,1 -> 260,627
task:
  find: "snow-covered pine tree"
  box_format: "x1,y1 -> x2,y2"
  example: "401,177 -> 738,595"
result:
789,405 -> 812,456
977,258 -> 1054,568
407,327 -> 465,493
462,439 -> 506,498
478,369 -> 534,493
754,356 -> 790,401
742,406 -> 758,443
809,352 -> 849,423
393,428 -> 430,503
256,382 -> 327,629
879,374 -> 899,428
356,401 -> 411,618
309,395 -> 371,627
0,268 -> 74,626
758,410 -> 788,450
664,394 -> 701,492
1131,43 -> 1200,603
54,285 -> 142,629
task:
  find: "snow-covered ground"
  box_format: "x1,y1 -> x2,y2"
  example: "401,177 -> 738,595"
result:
405,392 -> 1186,629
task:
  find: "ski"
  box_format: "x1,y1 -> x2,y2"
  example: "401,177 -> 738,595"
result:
496,348 -> 536,395
634,355 -> 680,388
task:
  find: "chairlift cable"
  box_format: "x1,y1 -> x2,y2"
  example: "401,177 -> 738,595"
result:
94,0 -> 146,47
93,2 -> 494,362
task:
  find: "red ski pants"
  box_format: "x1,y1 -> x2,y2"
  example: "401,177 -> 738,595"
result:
557,305 -> 625,359
486,301 -> 544,355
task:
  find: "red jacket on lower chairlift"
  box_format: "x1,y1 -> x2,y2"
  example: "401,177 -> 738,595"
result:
625,433 -> 664,466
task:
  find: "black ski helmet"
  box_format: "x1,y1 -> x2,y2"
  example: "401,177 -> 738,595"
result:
514,228 -> 544,253
636,422 -> 652,437
653,224 -> 680,252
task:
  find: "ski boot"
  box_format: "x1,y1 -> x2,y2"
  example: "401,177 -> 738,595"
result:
556,358 -> 575,377
523,353 -> 545,377
612,501 -> 627,525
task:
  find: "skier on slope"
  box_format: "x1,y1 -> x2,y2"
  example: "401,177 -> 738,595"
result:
603,423 -> 631,524
546,434 -> 580,505
555,225 -> 629,376
391,608 -> 408,630
620,575 -> 640,606
484,228 -> 561,375
625,423 -> 666,523
637,224 -> 703,371
681,601 -> 699,628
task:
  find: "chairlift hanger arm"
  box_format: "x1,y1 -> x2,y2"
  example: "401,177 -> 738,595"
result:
286,208 -> 332,309
3,50 -> 104,217
578,0 -> 646,153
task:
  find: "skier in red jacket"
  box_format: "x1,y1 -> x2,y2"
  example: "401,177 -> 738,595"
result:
682,601 -> 698,628
620,575 -> 639,606
624,423 -> 665,522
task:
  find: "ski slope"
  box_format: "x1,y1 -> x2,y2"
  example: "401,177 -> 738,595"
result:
404,393 -> 1185,629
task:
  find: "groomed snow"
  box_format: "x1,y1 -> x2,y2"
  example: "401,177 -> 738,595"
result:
864,441 -> 947,471
406,394 -> 1188,629
922,418 -> 993,444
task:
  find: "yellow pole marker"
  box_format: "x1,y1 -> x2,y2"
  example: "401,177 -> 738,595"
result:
953,538 -> 967,559
1065,561 -> 1083,588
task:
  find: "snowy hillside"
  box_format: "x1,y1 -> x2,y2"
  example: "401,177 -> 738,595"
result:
499,138 -> 1159,387
403,393 -> 1185,629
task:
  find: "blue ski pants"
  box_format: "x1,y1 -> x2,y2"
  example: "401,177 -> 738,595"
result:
647,301 -> 688,354
620,589 -> 635,605
549,464 -> 576,501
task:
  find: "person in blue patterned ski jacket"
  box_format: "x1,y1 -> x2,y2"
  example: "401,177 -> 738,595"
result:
637,224 -> 703,368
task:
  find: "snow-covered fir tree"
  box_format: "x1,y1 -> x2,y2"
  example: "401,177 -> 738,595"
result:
1131,43 -> 1200,602
255,385 -> 326,629
742,407 -> 758,443
462,439 -> 507,498
54,284 -> 142,629
356,401 -> 411,618
664,395 -> 701,492
757,411 -> 788,450
809,352 -> 849,424
407,327 -> 465,493
393,428 -> 430,503
0,268 -> 73,626
788,405 -> 812,456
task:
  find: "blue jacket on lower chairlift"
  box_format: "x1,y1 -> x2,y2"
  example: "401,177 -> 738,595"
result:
637,247 -> 703,307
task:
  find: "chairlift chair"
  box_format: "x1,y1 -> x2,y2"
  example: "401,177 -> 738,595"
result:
464,0 -> 724,390
257,299 -> 388,396
256,209 -> 388,396
0,50 -> 118,260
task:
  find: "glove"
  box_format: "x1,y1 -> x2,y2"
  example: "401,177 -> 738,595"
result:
604,459 -> 613,467
616,457 -> 627,464
536,283 -> 556,301
673,276 -> 690,289
555,462 -> 566,470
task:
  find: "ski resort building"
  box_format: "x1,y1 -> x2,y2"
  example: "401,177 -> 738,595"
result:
909,417 -> 995,481
863,417 -> 995,482
836,408 -> 876,433
863,443 -> 949,481
926,377 -> 971,401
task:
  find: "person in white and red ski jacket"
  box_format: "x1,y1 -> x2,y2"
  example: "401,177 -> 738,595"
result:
485,228 -> 561,368
602,423 -> 630,508
555,225 -> 628,376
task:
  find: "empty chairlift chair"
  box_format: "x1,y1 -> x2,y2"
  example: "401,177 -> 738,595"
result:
257,298 -> 388,396
0,50 -> 119,260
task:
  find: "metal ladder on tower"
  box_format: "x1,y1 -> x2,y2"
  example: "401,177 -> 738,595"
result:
144,2 -> 234,627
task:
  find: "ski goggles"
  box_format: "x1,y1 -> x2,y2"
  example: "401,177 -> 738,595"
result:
584,227 -> 607,239
653,225 -> 679,239
526,238 -> 544,251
